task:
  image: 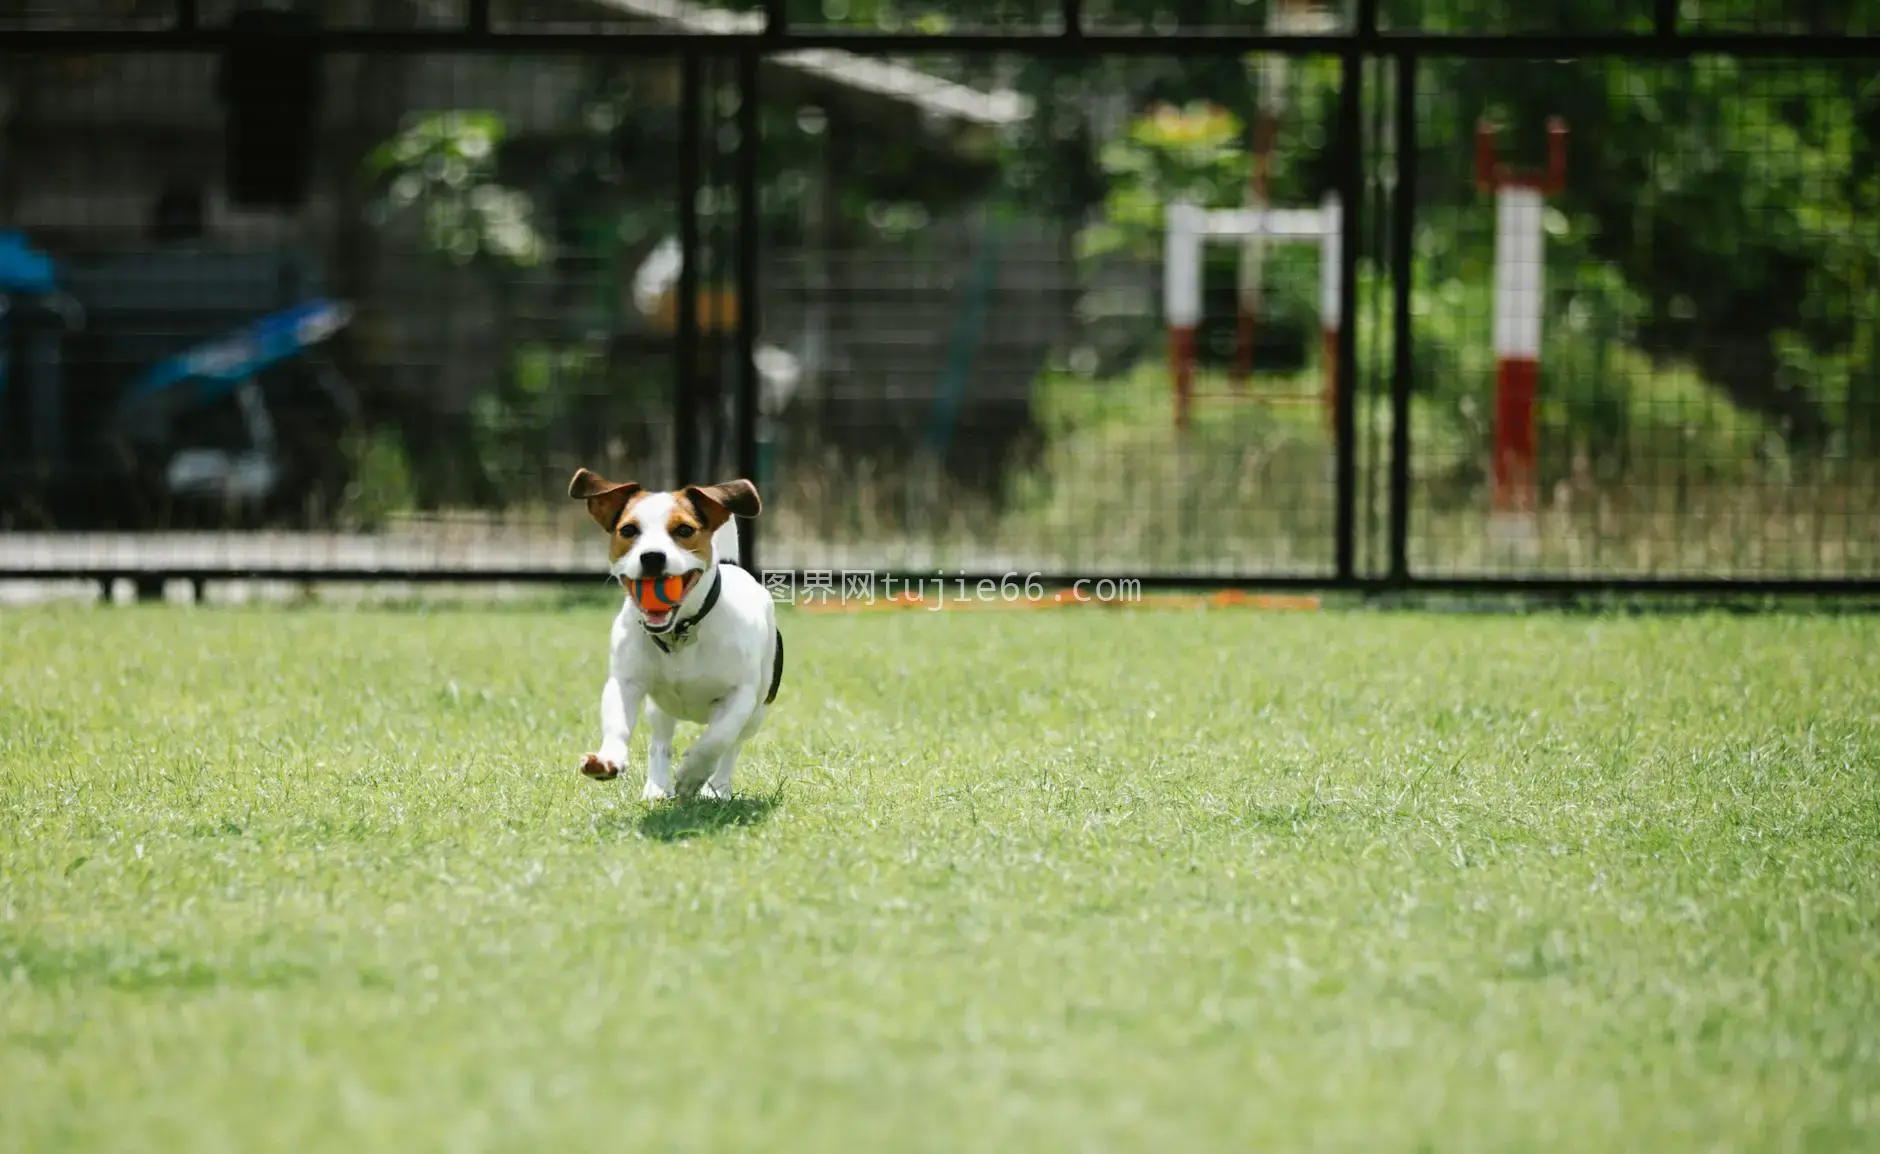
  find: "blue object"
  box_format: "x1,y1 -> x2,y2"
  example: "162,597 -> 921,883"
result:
0,233 -> 61,416
0,231 -> 57,294
118,298 -> 352,417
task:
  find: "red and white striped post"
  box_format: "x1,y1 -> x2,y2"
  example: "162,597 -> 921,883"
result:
1476,117 -> 1567,538
1165,201 -> 1206,434
1319,191 -> 1341,433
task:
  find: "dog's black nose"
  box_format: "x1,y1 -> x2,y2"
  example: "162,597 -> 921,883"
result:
639,550 -> 667,575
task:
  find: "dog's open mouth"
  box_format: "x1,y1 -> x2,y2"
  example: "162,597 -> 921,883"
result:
626,569 -> 702,632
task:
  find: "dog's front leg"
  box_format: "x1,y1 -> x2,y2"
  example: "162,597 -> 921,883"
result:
580,675 -> 642,781
642,700 -> 678,801
673,686 -> 759,800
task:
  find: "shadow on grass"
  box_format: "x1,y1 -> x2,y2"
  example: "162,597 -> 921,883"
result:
633,792 -> 781,843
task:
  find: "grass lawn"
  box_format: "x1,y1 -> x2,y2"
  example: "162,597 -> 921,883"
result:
2,601 -> 1877,1153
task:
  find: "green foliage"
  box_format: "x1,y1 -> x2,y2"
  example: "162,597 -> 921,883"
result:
1077,101 -> 1251,264
1411,52 -> 1880,444
364,111 -> 548,270
333,429 -> 417,531
991,10 -> 1880,453
468,344 -> 597,491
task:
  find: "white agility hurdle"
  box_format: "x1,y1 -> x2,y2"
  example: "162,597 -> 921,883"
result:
1164,193 -> 1342,433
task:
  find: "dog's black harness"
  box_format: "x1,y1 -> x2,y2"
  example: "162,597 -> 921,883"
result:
643,563 -> 785,704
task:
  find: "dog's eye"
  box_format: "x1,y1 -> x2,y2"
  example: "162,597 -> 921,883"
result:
617,523 -> 639,538
673,524 -> 696,539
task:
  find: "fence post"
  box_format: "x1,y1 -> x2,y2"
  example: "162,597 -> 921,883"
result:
1387,51 -> 1417,585
735,49 -> 762,573
1334,36 -> 1365,582
675,52 -> 704,489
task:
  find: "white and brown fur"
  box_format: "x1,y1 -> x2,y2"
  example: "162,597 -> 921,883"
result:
569,467 -> 782,801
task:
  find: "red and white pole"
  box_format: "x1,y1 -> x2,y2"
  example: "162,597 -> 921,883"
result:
1319,191 -> 1341,433
1165,201 -> 1205,434
1476,118 -> 1567,536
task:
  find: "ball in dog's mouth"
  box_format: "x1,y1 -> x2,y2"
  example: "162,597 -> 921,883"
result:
626,572 -> 700,630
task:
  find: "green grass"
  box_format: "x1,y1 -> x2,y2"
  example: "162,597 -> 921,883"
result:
3,603 -> 1878,1153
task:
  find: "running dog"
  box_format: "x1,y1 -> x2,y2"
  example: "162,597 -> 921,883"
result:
568,467 -> 782,801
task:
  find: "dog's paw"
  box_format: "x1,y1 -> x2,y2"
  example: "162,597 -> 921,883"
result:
640,779 -> 673,802
697,781 -> 733,802
579,753 -> 622,781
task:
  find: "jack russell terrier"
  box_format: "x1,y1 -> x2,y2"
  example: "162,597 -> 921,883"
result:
568,467 -> 783,801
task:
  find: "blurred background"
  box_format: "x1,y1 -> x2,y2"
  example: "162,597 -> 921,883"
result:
1,0 -> 1876,591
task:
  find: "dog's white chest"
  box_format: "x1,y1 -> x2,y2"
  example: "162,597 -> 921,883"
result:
606,561 -> 776,733
642,645 -> 742,723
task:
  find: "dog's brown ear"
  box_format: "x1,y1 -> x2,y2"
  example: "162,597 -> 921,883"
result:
568,467 -> 642,531
683,479 -> 761,530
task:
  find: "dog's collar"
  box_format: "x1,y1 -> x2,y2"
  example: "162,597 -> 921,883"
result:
645,565 -> 721,652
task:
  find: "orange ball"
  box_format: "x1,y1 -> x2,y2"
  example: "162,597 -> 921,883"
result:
631,575 -> 687,611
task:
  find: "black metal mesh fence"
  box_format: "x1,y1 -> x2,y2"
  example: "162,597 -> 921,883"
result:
1399,55 -> 1880,581
0,46 -> 689,576
757,51 -> 1346,577
1,3 -> 1875,593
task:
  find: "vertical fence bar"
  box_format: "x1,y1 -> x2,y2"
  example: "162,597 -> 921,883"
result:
1334,1 -> 1373,582
735,49 -> 762,572
1359,52 -> 1388,577
177,0 -> 199,31
1654,0 -> 1678,38
704,56 -> 733,483
1387,50 -> 1417,584
676,52 -> 703,488
467,0 -> 490,35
